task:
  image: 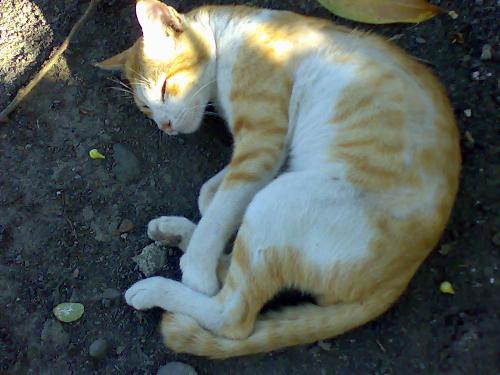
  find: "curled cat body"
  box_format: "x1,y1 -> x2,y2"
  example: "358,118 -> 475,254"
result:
97,0 -> 460,358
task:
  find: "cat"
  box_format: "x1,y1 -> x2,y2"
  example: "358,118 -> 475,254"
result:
97,0 -> 461,358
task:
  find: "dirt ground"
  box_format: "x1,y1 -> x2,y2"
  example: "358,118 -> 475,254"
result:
0,0 -> 499,374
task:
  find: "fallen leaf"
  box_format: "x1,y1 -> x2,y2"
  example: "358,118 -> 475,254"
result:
89,148 -> 106,159
317,0 -> 441,24
440,281 -> 455,295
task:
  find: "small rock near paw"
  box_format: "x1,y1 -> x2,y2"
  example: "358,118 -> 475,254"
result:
132,243 -> 167,276
157,362 -> 198,375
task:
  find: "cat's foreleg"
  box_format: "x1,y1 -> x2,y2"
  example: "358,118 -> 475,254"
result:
181,129 -> 287,296
198,166 -> 228,216
147,216 -> 196,252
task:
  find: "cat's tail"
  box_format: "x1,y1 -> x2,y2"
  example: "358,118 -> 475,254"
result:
160,290 -> 396,358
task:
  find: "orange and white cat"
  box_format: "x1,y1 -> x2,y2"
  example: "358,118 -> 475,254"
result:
97,0 -> 460,358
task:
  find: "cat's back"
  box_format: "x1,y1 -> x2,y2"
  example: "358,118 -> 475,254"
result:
202,5 -> 460,205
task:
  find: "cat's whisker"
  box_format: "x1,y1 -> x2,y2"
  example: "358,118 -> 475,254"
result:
108,86 -> 134,97
129,68 -> 152,85
107,77 -> 132,91
189,79 -> 217,100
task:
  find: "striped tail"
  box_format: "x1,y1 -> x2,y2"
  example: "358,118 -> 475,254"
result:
160,291 -> 396,359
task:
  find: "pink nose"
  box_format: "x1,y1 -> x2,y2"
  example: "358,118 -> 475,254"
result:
161,121 -> 173,131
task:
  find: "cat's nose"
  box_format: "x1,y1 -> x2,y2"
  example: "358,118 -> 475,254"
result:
160,121 -> 173,131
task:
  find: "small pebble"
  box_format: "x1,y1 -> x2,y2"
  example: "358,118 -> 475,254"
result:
464,109 -> 472,118
464,131 -> 475,147
415,37 -> 426,44
89,338 -> 110,359
116,345 -> 126,355
157,362 -> 198,375
480,44 -> 492,61
448,10 -> 459,19
117,219 -> 134,233
317,340 -> 332,351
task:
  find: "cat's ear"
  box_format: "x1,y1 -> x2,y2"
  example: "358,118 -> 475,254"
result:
136,0 -> 184,39
94,48 -> 130,71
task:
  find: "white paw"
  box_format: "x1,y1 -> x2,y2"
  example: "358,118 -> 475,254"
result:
198,178 -> 219,216
125,276 -> 170,310
180,254 -> 220,296
147,216 -> 196,252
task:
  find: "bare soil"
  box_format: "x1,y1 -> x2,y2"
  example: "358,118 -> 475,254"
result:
0,0 -> 499,374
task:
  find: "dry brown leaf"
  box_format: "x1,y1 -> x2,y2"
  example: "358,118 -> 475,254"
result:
318,0 -> 441,24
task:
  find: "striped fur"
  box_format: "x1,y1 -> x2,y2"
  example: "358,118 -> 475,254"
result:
98,0 -> 460,358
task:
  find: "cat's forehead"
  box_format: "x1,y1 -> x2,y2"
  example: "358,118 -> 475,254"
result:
125,39 -> 168,83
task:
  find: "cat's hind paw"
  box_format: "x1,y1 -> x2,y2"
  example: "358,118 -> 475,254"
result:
147,216 -> 196,252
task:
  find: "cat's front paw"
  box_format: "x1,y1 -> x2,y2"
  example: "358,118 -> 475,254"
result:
125,276 -> 170,310
180,254 -> 220,296
147,216 -> 196,252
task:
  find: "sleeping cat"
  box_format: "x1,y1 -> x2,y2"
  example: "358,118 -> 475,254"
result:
97,0 -> 460,358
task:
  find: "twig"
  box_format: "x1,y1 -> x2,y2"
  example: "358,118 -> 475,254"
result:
0,0 -> 102,122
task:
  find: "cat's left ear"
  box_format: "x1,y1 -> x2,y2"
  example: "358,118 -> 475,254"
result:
94,48 -> 130,71
136,0 -> 184,39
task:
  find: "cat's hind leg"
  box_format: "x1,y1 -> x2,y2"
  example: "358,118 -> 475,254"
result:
126,230 -> 281,340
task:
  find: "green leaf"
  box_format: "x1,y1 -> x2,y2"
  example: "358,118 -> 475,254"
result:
317,0 -> 441,24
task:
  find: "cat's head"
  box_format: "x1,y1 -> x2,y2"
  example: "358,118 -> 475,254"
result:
96,0 -> 214,135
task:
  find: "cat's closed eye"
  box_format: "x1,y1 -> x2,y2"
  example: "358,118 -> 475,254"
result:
161,77 -> 168,102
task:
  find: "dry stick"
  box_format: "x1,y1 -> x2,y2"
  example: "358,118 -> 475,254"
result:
0,0 -> 102,123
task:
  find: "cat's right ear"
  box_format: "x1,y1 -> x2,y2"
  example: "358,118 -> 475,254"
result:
136,0 -> 184,39
94,49 -> 130,71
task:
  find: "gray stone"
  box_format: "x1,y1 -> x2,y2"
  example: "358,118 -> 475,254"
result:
157,362 -> 198,375
132,243 -> 166,276
89,338 -> 110,359
117,218 -> 134,233
40,319 -> 70,354
112,144 -> 141,183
